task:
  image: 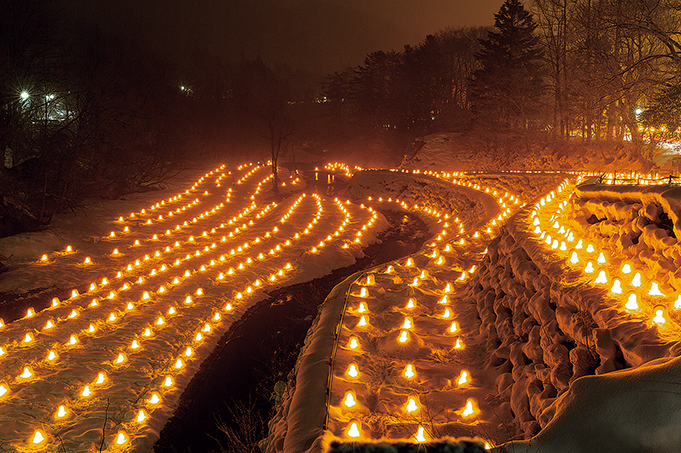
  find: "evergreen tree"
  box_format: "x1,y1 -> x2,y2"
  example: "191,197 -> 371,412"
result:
470,0 -> 545,131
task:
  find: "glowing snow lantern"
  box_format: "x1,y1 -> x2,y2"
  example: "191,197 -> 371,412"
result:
116,432 -> 127,445
586,244 -> 595,253
648,282 -> 664,297
175,358 -> 184,369
157,317 -> 164,326
47,350 -> 57,361
622,263 -> 632,274
611,279 -> 623,294
454,338 -> 464,349
674,296 -> 681,310
348,337 -> 359,349
576,239 -> 583,249
439,295 -> 449,305
343,391 -> 357,408
414,426 -> 427,442
41,254 -> 48,262
20,367 -> 33,379
461,398 -> 478,418
597,252 -> 606,264
584,262 -> 595,273
115,353 -> 126,364
347,363 -> 359,378
406,397 -> 419,412
24,333 -> 33,343
594,270 -> 608,284
631,272 -> 642,287
137,409 -> 148,423
347,421 -> 361,438
357,315 -> 368,327
32,430 -> 45,445
404,364 -> 416,379
448,322 -> 459,334
398,330 -> 409,343
652,307 -> 667,326
0,384 -> 8,398
458,370 -> 469,385
56,405 -> 67,419
82,385 -> 92,397
359,287 -> 368,298
69,335 -> 78,345
625,293 -> 639,311
569,251 -> 579,265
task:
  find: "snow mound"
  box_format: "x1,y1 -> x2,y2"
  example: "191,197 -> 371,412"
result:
499,355 -> 681,453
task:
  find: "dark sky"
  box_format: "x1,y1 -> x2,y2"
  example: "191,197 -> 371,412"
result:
73,0 -> 504,75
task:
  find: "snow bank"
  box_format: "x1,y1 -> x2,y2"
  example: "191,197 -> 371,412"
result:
264,271 -> 361,453
401,132 -> 647,173
499,355 -> 681,453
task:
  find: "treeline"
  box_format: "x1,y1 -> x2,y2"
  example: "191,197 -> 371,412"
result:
323,0 -> 681,150
0,0 -> 308,237
324,27 -> 487,133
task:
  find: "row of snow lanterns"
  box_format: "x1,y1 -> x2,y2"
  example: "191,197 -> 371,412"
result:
531,179 -> 676,327
4,188 -> 371,397
4,199 -> 277,368
34,162 -> 269,303
37,163 -> 235,265
325,162 -> 354,178
336,175 -> 524,445
340,260 -> 479,443
22,168 -> 267,344
600,171 -> 667,186
7,164 -> 240,447
6,165 -> 379,448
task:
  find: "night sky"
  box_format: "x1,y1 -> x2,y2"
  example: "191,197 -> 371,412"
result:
70,0 -> 504,75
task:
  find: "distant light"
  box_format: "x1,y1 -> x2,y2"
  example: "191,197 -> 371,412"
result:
20,91 -> 29,100
635,107 -> 643,115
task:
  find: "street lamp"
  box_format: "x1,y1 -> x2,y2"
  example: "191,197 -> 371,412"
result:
20,91 -> 29,101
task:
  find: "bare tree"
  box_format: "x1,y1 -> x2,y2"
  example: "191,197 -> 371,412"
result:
260,97 -> 295,197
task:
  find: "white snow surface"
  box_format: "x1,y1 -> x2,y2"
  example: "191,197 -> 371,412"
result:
265,133 -> 681,453
3,131 -> 681,453
0,162 -> 388,452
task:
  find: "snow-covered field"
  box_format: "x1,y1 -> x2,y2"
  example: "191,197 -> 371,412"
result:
265,136 -> 681,453
0,163 -> 387,452
2,133 -> 681,453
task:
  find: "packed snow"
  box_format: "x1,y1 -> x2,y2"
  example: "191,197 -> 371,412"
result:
2,131 -> 681,453
0,162 -> 387,452
265,134 -> 681,453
